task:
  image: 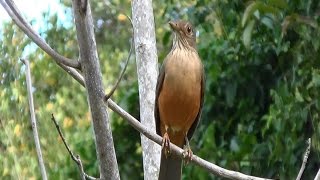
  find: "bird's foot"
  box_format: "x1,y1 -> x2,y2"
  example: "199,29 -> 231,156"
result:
182,136 -> 193,165
162,132 -> 171,158
182,145 -> 193,165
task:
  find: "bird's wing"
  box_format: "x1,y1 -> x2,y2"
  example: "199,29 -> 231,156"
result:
187,64 -> 205,140
155,58 -> 167,136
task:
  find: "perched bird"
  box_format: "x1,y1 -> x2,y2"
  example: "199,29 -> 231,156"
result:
155,20 -> 205,180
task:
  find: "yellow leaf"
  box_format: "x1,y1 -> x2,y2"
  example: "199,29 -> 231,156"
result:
45,77 -> 56,86
2,167 -> 9,176
46,103 -> 54,111
8,146 -> 16,153
117,14 -> 127,22
20,143 -> 26,151
14,124 -> 21,137
28,176 -> 36,180
63,117 -> 73,128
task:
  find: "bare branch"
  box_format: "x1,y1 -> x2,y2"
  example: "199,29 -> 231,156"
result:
59,64 -> 85,86
71,0 -> 119,179
51,114 -> 96,180
296,138 -> 311,180
21,58 -> 48,180
315,168 -> 320,180
0,0 -> 80,69
104,15 -> 133,100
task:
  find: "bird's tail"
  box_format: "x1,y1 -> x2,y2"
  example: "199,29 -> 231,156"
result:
158,152 -> 182,180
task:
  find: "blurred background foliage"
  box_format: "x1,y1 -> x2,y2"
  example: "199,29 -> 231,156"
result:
0,0 -> 319,179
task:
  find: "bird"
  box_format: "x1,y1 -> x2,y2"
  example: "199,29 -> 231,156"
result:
154,20 -> 205,180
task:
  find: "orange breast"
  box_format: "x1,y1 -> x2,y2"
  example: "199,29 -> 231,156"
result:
158,49 -> 202,147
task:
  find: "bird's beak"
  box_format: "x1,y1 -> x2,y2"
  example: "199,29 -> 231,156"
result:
169,21 -> 179,32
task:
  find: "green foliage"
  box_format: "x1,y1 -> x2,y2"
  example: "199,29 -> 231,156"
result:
1,0 -> 319,179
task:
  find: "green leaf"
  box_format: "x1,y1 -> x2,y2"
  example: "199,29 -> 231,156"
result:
242,1 -> 260,27
230,137 -> 240,152
259,3 -> 280,15
261,16 -> 274,29
294,88 -> 304,102
267,0 -> 288,9
243,20 -> 255,49
162,31 -> 171,46
310,69 -> 320,87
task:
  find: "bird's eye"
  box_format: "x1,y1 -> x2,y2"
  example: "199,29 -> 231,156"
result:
186,26 -> 192,34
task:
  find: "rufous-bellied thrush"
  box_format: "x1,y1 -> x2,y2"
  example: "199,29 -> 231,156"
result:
155,20 -> 205,180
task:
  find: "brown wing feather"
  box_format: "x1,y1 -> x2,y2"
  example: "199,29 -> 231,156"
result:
187,65 -> 205,141
155,60 -> 167,136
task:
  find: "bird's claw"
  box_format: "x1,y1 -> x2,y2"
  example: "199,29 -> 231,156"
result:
182,145 -> 193,165
162,132 -> 171,158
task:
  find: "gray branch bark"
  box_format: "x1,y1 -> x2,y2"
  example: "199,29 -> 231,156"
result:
21,59 -> 48,180
131,0 -> 161,179
71,0 -> 119,179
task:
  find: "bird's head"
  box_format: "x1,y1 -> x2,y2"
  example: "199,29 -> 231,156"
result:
169,20 -> 196,50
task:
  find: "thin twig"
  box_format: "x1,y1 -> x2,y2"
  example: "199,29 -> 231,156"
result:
0,0 -> 80,69
51,114 -> 96,180
296,138 -> 311,180
104,15 -> 134,101
21,58 -> 48,180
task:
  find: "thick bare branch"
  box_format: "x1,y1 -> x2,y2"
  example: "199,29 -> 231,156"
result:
0,0 -> 80,69
296,138 -> 311,180
51,114 -> 96,180
104,15 -> 133,100
71,0 -> 119,179
131,0 -> 161,178
21,58 -> 48,180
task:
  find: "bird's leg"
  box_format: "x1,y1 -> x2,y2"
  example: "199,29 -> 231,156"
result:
182,135 -> 193,165
162,125 -> 171,158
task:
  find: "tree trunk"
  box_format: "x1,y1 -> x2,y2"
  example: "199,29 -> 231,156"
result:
131,0 -> 161,179
72,0 -> 119,179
